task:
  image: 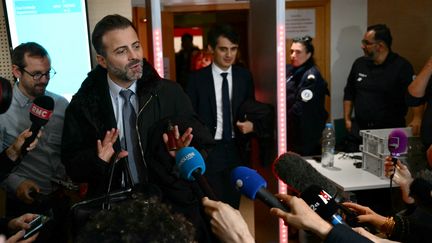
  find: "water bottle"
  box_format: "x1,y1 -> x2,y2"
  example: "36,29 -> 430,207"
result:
321,123 -> 335,168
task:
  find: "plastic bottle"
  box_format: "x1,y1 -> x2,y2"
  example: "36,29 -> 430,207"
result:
321,123 -> 336,168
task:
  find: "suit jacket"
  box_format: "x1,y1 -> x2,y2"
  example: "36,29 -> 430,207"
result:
186,64 -> 255,138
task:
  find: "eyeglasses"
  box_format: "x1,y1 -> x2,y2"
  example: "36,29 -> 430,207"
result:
361,39 -> 378,46
20,68 -> 56,80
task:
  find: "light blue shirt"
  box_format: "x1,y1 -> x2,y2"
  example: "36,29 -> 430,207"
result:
107,75 -> 138,142
0,83 -> 69,195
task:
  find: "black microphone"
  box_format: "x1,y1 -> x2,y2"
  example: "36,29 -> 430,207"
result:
272,152 -> 338,196
0,77 -> 13,114
21,95 -> 54,156
231,166 -> 289,211
175,147 -> 218,200
301,185 -> 345,225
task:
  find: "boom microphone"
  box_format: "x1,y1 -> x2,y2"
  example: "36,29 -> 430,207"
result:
272,152 -> 337,196
21,95 -> 54,156
0,77 -> 13,114
231,166 -> 289,211
175,147 -> 218,200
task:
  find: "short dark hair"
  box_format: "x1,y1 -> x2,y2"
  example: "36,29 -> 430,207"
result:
207,24 -> 239,49
367,24 -> 392,49
77,195 -> 196,243
92,14 -> 137,57
11,42 -> 49,69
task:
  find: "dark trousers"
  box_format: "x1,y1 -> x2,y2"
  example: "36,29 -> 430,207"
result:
205,140 -> 242,209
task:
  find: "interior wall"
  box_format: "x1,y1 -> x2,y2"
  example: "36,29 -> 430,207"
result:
0,0 -> 132,75
330,0 -> 367,120
86,0 -> 132,67
368,0 -> 432,73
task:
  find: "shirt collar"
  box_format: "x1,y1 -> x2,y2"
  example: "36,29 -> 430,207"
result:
212,63 -> 232,77
13,82 -> 32,107
107,74 -> 138,98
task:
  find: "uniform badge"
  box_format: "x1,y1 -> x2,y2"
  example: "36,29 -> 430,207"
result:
301,89 -> 313,102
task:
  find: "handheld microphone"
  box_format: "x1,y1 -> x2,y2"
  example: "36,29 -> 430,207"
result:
0,77 -> 12,114
388,129 -> 408,161
231,166 -> 289,211
21,95 -> 54,156
387,129 -> 408,180
273,152 -> 367,227
272,152 -> 338,196
301,185 -> 345,225
175,147 -> 218,200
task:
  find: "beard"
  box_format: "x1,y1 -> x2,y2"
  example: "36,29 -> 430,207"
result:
106,59 -> 143,82
363,48 -> 376,60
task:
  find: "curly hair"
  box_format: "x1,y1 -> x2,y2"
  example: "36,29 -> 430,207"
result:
77,195 -> 196,243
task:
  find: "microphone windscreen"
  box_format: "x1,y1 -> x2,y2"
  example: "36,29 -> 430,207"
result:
273,152 -> 337,196
29,95 -> 54,126
0,77 -> 12,114
231,166 -> 266,200
388,129 -> 408,155
175,147 -> 206,181
301,185 -> 339,221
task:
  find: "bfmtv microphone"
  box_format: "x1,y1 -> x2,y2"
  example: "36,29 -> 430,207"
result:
231,166 -> 289,211
175,147 -> 218,200
21,95 -> 54,156
272,152 -> 337,196
301,185 -> 345,225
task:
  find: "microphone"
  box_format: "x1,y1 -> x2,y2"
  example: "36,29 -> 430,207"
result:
21,95 -> 54,156
387,129 -> 408,180
175,147 -> 218,200
272,152 -> 337,196
301,185 -> 345,225
0,77 -> 13,114
231,166 -> 289,211
273,152 -> 366,227
387,129 -> 408,162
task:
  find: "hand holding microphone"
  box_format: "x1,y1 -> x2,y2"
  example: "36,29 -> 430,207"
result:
21,95 -> 54,157
270,194 -> 333,240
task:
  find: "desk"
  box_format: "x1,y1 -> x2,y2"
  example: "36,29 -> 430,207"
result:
306,153 -> 395,192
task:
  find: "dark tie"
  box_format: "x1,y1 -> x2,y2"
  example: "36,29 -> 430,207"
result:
221,72 -> 232,141
120,89 -> 143,184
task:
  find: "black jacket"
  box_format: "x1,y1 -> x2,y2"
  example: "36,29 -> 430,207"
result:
61,59 -> 194,197
286,61 -> 329,156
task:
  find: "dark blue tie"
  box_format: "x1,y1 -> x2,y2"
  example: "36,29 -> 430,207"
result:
221,72 -> 232,141
120,89 -> 143,184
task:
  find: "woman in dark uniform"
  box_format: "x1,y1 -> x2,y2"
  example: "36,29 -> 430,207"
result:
286,36 -> 329,156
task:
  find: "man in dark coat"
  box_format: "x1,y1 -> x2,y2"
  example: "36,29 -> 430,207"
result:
61,14 -> 194,197
186,24 -> 255,209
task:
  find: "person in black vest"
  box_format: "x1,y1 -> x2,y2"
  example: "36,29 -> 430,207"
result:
286,36 -> 329,156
